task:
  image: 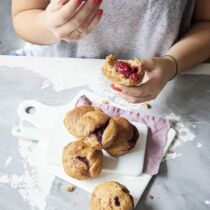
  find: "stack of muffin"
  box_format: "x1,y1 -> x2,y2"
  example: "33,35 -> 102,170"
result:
62,105 -> 138,210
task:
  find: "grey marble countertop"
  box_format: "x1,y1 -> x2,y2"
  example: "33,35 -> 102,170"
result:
0,56 -> 210,210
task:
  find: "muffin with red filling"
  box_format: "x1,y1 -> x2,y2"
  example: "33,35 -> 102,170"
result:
101,54 -> 145,86
62,139 -> 103,180
105,117 -> 139,157
64,106 -> 118,150
90,181 -> 134,210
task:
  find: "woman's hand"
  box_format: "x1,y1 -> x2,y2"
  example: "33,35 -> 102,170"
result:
112,57 -> 177,103
44,0 -> 103,42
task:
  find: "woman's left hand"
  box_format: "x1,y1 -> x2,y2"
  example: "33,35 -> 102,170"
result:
112,56 -> 177,103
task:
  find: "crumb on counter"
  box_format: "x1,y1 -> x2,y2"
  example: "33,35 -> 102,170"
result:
148,195 -> 154,200
142,103 -> 152,109
66,184 -> 74,192
101,100 -> 109,104
168,149 -> 175,154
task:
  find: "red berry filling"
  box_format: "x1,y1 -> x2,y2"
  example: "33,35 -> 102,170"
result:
76,156 -> 90,176
114,196 -> 120,206
129,73 -> 140,83
128,126 -> 139,148
116,61 -> 133,78
115,61 -> 143,83
131,66 -> 139,73
76,156 -> 89,167
91,121 -> 109,145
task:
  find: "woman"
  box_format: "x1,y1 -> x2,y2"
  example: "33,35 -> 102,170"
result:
12,0 -> 210,103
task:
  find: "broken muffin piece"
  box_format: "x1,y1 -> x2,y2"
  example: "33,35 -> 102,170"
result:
84,118 -> 117,150
64,106 -> 118,150
101,54 -> 145,86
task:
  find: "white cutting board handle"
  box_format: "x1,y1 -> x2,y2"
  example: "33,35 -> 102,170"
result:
12,126 -> 46,142
17,100 -> 59,127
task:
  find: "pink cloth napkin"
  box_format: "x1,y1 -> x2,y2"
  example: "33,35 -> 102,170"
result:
75,96 -> 172,175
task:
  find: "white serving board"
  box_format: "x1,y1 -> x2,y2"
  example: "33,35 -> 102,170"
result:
12,90 -> 148,176
12,122 -> 147,176
12,90 -> 176,206
21,127 -> 176,207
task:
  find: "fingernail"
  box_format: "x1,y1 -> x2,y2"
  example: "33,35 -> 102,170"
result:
97,9 -> 103,17
111,84 -> 122,92
92,0 -> 102,4
76,0 -> 85,4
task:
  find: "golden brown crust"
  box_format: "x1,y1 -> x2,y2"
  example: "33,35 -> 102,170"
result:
84,119 -> 118,150
90,181 -> 134,210
101,54 -> 144,86
62,139 -> 103,180
64,106 -> 109,137
64,106 -> 118,150
105,117 -> 139,157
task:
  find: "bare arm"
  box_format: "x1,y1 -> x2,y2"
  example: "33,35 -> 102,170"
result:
166,0 -> 210,73
115,0 -> 210,103
12,0 -> 103,45
12,0 -> 57,44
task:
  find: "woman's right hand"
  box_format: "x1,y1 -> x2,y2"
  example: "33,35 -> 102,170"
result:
44,0 -> 103,42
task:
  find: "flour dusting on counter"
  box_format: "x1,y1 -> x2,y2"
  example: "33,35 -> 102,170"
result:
196,143 -> 203,148
0,138 -> 54,210
18,138 -> 54,210
41,80 -> 51,90
163,153 -> 182,161
0,171 -> 50,210
205,200 -> 210,205
163,112 -> 196,160
4,156 -> 12,166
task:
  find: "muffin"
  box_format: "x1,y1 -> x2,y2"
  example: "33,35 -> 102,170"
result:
62,139 -> 103,180
64,106 -> 117,149
101,54 -> 145,86
90,181 -> 134,210
105,117 -> 139,157
64,106 -> 106,137
83,118 -> 117,150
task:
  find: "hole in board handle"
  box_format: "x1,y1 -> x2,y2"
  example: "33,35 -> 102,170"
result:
16,128 -> 21,133
25,106 -> 36,114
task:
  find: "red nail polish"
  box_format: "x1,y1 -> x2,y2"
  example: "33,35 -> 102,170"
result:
76,0 -> 82,4
111,84 -> 122,92
97,9 -> 103,17
92,0 -> 101,4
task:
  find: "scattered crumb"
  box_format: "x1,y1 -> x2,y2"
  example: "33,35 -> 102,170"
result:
66,184 -> 74,192
142,103 -> 151,109
205,200 -> 210,205
148,195 -> 154,200
101,100 -> 109,104
196,143 -> 203,148
167,149 -> 175,154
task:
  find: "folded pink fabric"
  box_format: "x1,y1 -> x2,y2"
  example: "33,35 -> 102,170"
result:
75,95 -> 172,175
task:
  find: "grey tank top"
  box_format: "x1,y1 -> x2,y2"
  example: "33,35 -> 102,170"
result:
22,0 -> 196,59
